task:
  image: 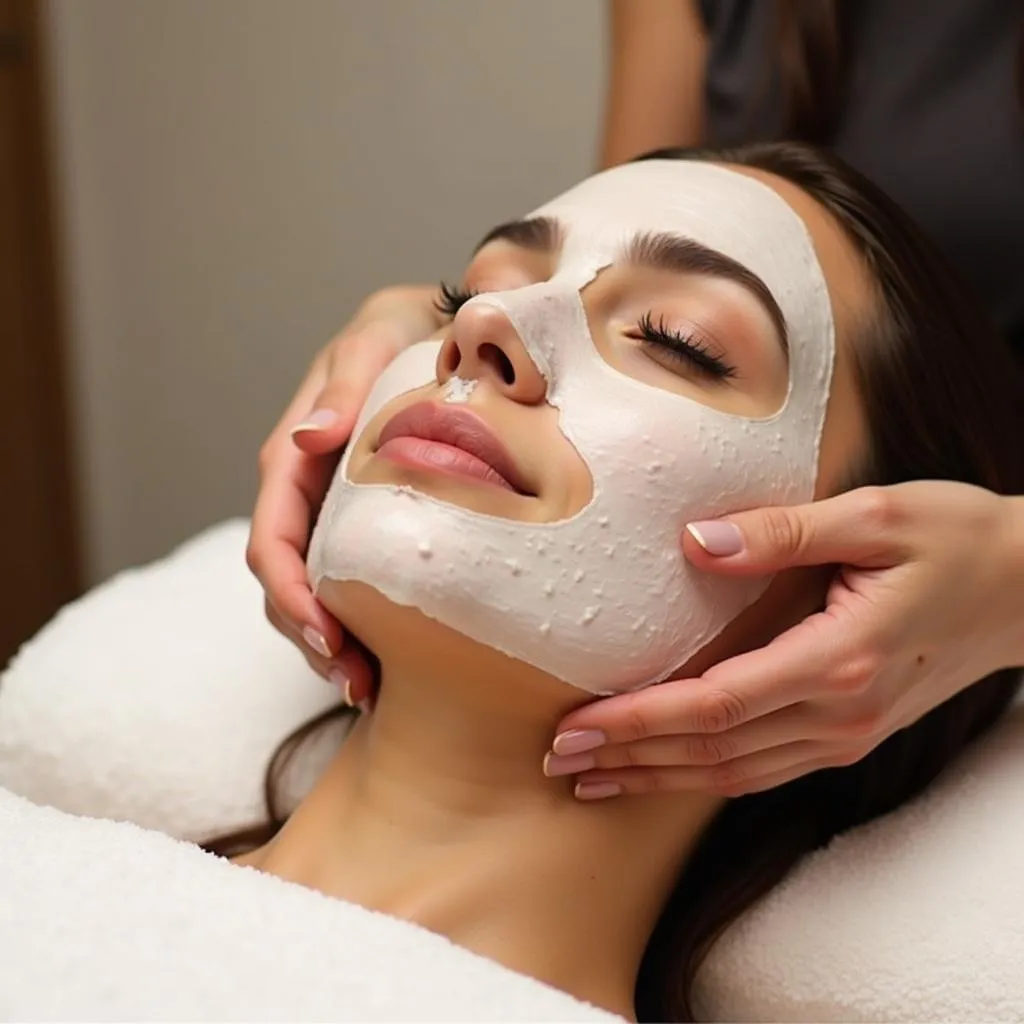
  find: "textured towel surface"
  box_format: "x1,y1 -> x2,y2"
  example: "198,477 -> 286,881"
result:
693,699 -> 1024,1021
0,520 -> 339,841
0,786 -> 618,1021
1,519 -> 1022,1021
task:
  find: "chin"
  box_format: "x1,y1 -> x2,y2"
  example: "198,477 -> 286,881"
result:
315,578 -> 589,707
317,579 -> 433,659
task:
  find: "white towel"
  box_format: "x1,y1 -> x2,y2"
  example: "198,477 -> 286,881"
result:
2,519 -> 1022,1022
0,520 -> 339,842
0,785 -> 620,1021
693,698 -> 1024,1022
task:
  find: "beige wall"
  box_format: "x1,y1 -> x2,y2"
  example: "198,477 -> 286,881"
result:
43,0 -> 605,583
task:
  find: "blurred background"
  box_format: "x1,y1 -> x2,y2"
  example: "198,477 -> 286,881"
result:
1,0 -> 605,664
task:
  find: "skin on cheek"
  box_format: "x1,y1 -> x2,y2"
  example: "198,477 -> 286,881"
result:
580,271 -> 789,419
812,326 -> 870,498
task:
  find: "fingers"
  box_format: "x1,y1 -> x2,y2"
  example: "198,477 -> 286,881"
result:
252,284 -> 441,677
264,600 -> 376,709
289,408 -> 351,455
554,624 -> 841,746
554,599 -> 891,756
545,704 -> 812,777
255,350 -> 391,647
249,353 -> 332,629
248,443 -> 344,647
683,486 -> 913,576
291,324 -> 407,455
264,598 -> 336,680
551,683 -> 751,744
292,288 -> 442,455
330,649 -> 377,710
571,740 -> 840,798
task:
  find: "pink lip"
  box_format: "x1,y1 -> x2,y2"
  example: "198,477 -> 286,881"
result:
376,402 -> 533,496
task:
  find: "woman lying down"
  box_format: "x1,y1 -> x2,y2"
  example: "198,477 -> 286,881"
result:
203,142 -> 1024,1021
4,143 -> 1018,1021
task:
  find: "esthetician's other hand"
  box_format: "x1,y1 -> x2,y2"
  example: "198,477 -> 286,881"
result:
248,285 -> 441,702
549,482 -> 1024,798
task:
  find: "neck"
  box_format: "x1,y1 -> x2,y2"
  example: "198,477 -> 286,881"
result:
253,655 -> 721,1020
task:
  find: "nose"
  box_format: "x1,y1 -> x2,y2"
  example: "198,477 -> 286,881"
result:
436,299 -> 547,405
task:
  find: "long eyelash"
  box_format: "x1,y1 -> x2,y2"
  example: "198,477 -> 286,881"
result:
636,312 -> 737,380
434,281 -> 478,319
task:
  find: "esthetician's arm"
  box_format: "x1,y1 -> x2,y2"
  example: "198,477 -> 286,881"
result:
600,0 -> 707,168
247,285 -> 442,696
552,482 -> 1024,798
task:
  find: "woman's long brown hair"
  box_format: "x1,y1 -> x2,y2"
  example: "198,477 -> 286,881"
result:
206,143 -> 1024,1020
772,0 -> 1024,141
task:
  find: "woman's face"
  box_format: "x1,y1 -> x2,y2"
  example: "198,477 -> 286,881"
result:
344,164 -> 867,526
312,161 -> 872,695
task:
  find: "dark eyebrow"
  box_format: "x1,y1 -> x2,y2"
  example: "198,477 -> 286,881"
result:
627,232 -> 789,353
473,216 -> 560,254
471,221 -> 788,352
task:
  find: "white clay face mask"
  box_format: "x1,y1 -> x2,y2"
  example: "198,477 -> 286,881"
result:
308,160 -> 835,694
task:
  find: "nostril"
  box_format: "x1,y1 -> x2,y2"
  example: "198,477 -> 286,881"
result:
441,342 -> 462,377
480,343 -> 516,385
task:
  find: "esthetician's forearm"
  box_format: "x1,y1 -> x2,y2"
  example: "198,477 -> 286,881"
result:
600,0 -> 708,169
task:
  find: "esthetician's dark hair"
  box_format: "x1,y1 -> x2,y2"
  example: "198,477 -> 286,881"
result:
205,142 -> 1024,1022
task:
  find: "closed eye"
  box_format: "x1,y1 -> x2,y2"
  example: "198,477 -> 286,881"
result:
629,313 -> 737,381
434,281 -> 479,319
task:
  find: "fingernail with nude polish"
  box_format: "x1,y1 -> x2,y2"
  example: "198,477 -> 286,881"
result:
575,782 -> 622,801
685,520 -> 744,557
291,409 -> 339,437
302,626 -> 333,659
543,751 -> 597,777
552,729 -> 607,756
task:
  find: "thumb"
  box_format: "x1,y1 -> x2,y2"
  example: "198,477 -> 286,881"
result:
682,488 -> 906,575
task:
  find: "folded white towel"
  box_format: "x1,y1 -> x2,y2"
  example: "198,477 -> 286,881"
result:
693,699 -> 1024,1022
0,785 -> 619,1021
0,520 -> 338,842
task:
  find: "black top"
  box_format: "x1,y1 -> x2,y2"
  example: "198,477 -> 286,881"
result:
699,0 -> 1024,360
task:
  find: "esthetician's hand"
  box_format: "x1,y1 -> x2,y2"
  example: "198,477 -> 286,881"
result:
549,482 -> 1024,798
248,285 -> 441,703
